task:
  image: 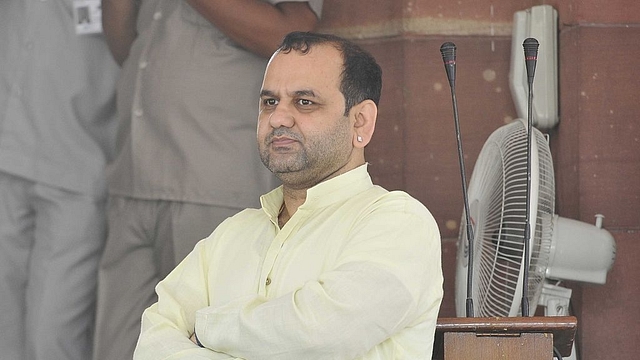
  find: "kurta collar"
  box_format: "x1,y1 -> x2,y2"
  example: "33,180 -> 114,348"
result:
260,164 -> 373,221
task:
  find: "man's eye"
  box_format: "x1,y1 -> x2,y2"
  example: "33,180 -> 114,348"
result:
297,99 -> 313,106
264,99 -> 278,106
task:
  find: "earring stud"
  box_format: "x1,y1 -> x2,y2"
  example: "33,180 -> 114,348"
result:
357,136 -> 363,142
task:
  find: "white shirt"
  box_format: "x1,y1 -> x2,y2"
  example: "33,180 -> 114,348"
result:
134,165 -> 443,359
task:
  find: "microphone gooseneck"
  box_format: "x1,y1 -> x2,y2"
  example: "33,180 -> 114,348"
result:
440,42 -> 475,318
521,37 -> 539,318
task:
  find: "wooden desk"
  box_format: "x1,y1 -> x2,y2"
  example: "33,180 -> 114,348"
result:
432,316 -> 577,360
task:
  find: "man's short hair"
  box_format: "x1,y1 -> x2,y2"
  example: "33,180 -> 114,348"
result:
278,31 -> 383,115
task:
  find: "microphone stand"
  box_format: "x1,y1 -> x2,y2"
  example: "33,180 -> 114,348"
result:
521,37 -> 539,317
440,42 -> 475,317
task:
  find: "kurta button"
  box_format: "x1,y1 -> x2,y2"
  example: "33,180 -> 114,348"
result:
265,278 -> 271,286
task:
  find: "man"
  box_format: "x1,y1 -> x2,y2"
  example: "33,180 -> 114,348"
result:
0,1 -> 118,359
133,32 -> 444,360
94,1 -> 323,359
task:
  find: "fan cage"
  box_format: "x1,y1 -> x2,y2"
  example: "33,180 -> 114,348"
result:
457,119 -> 554,317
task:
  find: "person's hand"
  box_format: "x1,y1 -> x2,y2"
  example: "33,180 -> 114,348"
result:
190,331 -> 205,348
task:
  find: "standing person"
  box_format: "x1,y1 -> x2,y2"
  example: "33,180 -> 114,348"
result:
0,1 -> 119,360
94,1 -> 324,359
133,31 -> 444,360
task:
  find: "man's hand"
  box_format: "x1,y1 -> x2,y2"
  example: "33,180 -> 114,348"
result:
184,0 -> 319,58
190,331 -> 204,348
101,0 -> 139,65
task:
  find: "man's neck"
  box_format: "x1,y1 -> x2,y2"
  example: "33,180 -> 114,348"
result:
278,187 -> 306,228
276,162 -> 365,227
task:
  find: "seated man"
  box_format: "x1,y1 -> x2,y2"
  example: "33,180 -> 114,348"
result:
133,31 -> 443,360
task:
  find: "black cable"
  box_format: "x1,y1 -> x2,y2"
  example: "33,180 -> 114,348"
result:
553,346 -> 563,360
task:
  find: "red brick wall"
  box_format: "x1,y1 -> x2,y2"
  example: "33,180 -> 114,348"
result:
319,1 -> 640,358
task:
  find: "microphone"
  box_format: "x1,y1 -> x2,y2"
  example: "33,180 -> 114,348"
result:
521,37 -> 539,318
523,38 -> 540,85
440,42 -> 456,88
440,42 -> 475,318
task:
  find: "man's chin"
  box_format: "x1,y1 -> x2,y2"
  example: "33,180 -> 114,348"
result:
262,156 -> 306,175
268,164 -> 307,182
269,166 -> 300,176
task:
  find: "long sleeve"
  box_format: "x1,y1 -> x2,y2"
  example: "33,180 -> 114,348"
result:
133,241 -> 241,360
195,196 -> 443,360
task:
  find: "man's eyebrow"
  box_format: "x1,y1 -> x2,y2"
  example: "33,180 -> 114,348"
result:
260,89 -> 277,98
260,89 -> 319,99
292,89 -> 316,98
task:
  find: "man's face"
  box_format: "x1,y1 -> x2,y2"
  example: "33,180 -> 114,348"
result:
257,44 -> 355,189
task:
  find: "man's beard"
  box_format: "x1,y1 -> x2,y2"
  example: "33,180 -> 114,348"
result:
259,127 -> 309,175
259,116 -> 352,184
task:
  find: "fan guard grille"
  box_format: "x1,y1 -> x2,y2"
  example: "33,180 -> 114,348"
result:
457,119 -> 554,317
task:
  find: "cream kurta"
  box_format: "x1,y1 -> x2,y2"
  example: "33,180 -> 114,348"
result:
134,165 -> 444,359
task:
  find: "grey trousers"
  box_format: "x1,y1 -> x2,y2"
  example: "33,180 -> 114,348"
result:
92,195 -> 242,360
0,172 -> 107,360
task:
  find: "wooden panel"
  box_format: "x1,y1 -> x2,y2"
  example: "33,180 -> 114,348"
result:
552,27 -> 581,219
439,238 -> 458,318
357,39 -> 407,191
444,332 -> 552,360
409,0 -> 537,23
433,316 -> 577,359
573,26 -> 640,227
549,0 -> 639,24
319,0 -> 404,37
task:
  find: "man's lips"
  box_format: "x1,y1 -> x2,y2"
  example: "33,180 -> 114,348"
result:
270,137 -> 298,147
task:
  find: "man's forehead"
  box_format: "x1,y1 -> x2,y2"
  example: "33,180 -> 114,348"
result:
268,44 -> 342,70
262,46 -> 342,95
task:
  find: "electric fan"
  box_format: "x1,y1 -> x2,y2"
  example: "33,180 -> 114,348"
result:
454,118 -> 553,317
453,118 -> 616,356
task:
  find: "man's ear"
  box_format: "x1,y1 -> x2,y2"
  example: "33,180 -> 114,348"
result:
352,99 -> 377,148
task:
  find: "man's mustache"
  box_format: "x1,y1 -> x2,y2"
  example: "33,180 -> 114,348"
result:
266,128 -> 302,144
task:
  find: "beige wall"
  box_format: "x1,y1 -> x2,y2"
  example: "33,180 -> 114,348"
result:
318,1 -> 640,359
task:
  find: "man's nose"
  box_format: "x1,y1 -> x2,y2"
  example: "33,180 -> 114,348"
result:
268,104 -> 295,128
